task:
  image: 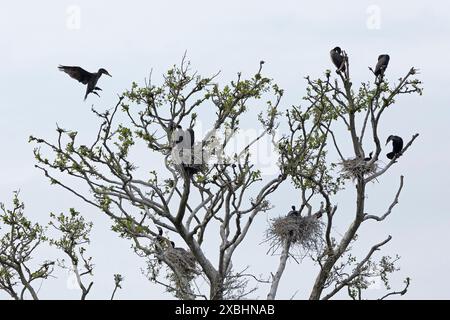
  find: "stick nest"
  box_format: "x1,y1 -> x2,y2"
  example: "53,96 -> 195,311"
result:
163,247 -> 199,276
339,157 -> 378,180
174,149 -> 208,175
266,215 -> 323,253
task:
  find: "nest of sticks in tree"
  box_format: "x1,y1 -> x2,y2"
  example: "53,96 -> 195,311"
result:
179,163 -> 208,176
266,215 -> 324,254
174,150 -> 208,176
163,246 -> 199,277
339,157 -> 378,181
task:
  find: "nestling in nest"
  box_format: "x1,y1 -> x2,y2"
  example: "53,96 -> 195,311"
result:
266,215 -> 323,253
339,156 -> 378,180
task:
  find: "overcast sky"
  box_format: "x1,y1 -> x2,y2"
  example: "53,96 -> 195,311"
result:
0,0 -> 449,299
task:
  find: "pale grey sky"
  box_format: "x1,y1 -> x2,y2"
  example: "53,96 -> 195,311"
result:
0,0 -> 449,299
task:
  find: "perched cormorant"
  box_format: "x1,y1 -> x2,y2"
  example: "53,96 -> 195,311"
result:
169,241 -> 197,268
58,65 -> 111,100
156,227 -> 165,264
330,47 -> 346,73
186,128 -> 195,148
168,121 -> 176,132
374,55 -> 390,80
386,135 -> 403,159
287,205 -> 300,217
364,152 -> 373,161
156,227 -> 164,242
173,125 -> 184,145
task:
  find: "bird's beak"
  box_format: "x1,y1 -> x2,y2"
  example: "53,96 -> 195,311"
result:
106,72 -> 112,77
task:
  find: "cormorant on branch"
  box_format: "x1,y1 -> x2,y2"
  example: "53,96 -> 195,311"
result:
330,47 -> 346,73
170,241 -> 191,256
386,135 -> 403,159
287,205 -> 300,217
173,125 -> 184,145
364,152 -> 373,161
186,128 -> 195,148
374,55 -> 390,80
58,65 -> 111,100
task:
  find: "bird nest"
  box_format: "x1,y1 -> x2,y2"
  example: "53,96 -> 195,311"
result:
163,247 -> 199,276
175,163 -> 208,176
173,151 -> 208,176
339,157 -> 378,180
266,215 -> 323,254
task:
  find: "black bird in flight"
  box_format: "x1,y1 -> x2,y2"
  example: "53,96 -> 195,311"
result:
330,47 -> 346,73
58,65 -> 111,100
386,135 -> 403,159
374,55 -> 390,80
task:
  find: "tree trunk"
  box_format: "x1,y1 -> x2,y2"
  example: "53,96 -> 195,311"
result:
267,239 -> 291,300
309,180 -> 366,300
210,276 -> 224,300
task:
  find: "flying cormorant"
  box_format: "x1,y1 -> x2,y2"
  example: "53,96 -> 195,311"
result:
58,65 -> 111,100
374,55 -> 390,80
330,47 -> 346,73
386,135 -> 403,159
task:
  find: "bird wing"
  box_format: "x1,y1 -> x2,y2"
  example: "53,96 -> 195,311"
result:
374,56 -> 389,76
330,50 -> 343,69
374,60 -> 383,75
58,65 -> 92,84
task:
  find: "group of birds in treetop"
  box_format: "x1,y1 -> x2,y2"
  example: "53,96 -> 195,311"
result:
58,48 -> 403,160
330,46 -> 390,81
285,48 -> 403,218
329,46 -> 403,160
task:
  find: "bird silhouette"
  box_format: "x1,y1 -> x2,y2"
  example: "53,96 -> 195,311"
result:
386,135 -> 403,159
58,65 -> 111,100
186,128 -> 195,149
169,241 -> 197,269
330,47 -> 346,73
364,152 -> 373,161
374,55 -> 390,80
287,205 -> 300,217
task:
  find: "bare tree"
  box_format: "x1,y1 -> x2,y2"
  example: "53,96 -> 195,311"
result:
31,57 -> 285,300
28,52 -> 422,300
266,51 -> 422,300
0,192 -> 54,300
49,208 -> 94,300
0,193 -> 121,300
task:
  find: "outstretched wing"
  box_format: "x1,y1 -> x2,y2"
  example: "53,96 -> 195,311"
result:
58,65 -> 92,84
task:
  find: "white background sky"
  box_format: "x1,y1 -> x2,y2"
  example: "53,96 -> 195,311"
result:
0,0 -> 449,299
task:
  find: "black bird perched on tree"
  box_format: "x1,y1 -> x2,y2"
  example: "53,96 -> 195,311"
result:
173,125 -> 184,145
374,55 -> 390,80
386,135 -> 403,159
186,128 -> 195,148
169,241 -> 197,269
330,47 -> 346,73
364,152 -> 373,161
58,65 -> 112,100
287,205 -> 300,217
